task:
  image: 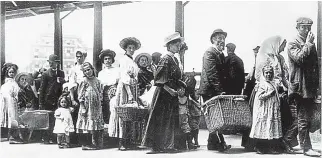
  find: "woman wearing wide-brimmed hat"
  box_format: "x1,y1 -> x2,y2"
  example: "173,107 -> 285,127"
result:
114,37 -> 141,150
142,32 -> 186,154
97,49 -> 120,140
134,53 -> 153,96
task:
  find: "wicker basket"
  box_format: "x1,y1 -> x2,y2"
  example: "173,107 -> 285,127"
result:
115,106 -> 149,122
202,95 -> 252,135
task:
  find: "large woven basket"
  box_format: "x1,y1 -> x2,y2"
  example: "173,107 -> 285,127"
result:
202,95 -> 252,135
115,107 -> 149,122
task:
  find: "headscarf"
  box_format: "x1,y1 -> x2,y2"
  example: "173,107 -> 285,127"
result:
255,35 -> 285,83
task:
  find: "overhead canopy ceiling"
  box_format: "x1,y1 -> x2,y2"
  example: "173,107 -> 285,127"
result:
4,1 -> 135,20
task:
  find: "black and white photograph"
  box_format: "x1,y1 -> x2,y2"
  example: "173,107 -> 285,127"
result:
0,1 -> 321,157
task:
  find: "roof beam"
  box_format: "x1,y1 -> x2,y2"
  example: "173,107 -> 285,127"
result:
11,1 -> 18,7
183,1 -> 190,7
26,8 -> 37,16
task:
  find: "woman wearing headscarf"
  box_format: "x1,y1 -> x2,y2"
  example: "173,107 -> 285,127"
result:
135,53 -> 154,96
249,35 -> 290,152
0,63 -> 23,144
142,32 -> 185,154
114,37 -> 141,150
98,49 -> 119,125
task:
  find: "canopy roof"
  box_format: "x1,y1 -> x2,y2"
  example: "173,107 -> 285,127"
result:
4,1 -> 135,20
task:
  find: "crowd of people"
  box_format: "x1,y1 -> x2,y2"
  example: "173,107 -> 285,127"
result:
0,16 -> 320,157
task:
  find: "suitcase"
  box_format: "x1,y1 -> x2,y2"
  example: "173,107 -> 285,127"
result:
19,110 -> 55,130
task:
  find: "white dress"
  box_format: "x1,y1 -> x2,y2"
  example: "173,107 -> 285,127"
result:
0,78 -> 20,128
53,107 -> 75,135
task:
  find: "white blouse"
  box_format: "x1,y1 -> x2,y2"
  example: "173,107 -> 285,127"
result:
98,66 -> 120,86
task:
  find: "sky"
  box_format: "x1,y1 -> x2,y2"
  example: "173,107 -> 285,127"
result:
4,1 -> 319,73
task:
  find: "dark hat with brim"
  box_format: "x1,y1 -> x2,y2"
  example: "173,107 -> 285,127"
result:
152,52 -> 162,58
47,54 -> 60,62
296,17 -> 313,25
119,37 -> 141,50
210,29 -> 227,43
134,53 -> 152,65
99,49 -> 116,60
253,46 -> 260,50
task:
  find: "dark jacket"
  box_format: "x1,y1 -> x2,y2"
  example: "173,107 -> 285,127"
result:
199,47 -> 226,98
288,34 -> 319,99
225,53 -> 245,95
39,68 -> 65,110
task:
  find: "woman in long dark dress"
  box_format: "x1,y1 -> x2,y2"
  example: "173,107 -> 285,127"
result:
142,32 -> 185,154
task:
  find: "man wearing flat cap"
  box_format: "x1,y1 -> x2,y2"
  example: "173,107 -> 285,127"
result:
39,54 -> 65,144
199,29 -> 231,152
282,17 -> 320,157
225,43 -> 245,95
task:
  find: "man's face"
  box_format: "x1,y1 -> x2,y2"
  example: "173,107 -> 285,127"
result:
212,34 -> 226,51
76,54 -> 85,64
50,61 -> 59,69
297,25 -> 311,38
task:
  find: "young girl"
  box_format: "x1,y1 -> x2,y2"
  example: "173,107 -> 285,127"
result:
177,85 -> 197,150
249,65 -> 282,154
53,93 -> 75,149
76,62 -> 104,150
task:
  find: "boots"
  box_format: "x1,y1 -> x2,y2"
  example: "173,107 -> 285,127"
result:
186,133 -> 197,150
191,130 -> 200,148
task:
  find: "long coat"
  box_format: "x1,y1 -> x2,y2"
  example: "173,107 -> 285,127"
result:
287,35 -> 319,99
225,53 -> 245,95
199,47 -> 226,98
39,68 -> 65,111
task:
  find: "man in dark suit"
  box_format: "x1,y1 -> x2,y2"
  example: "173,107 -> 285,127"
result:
199,29 -> 231,152
224,43 -> 245,95
39,54 -> 65,144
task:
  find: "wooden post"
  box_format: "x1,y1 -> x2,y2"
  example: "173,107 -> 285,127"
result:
93,1 -> 103,72
175,1 -> 184,71
0,1 -> 5,84
53,4 -> 63,69
318,1 -> 322,94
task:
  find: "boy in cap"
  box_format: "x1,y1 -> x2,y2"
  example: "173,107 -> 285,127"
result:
282,17 -> 320,157
39,54 -> 65,144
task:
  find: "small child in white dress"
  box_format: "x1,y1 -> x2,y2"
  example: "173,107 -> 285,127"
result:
53,93 -> 75,148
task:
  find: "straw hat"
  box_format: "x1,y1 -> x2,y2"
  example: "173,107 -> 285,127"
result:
164,32 -> 184,47
119,37 -> 141,50
134,53 -> 152,65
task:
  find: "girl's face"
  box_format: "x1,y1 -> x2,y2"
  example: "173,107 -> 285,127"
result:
7,68 -> 16,78
264,70 -> 274,81
104,56 -> 113,66
125,44 -> 136,56
178,88 -> 185,97
138,56 -> 148,68
19,75 -> 29,88
83,66 -> 94,77
60,98 -> 68,108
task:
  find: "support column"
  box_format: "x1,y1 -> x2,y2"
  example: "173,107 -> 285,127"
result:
53,4 -> 63,69
318,1 -> 321,93
175,1 -> 184,71
0,1 -> 5,85
93,1 -> 103,72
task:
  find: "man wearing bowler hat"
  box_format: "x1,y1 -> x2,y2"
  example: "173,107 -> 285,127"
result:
199,29 -> 231,152
39,54 -> 65,144
282,17 -> 320,157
